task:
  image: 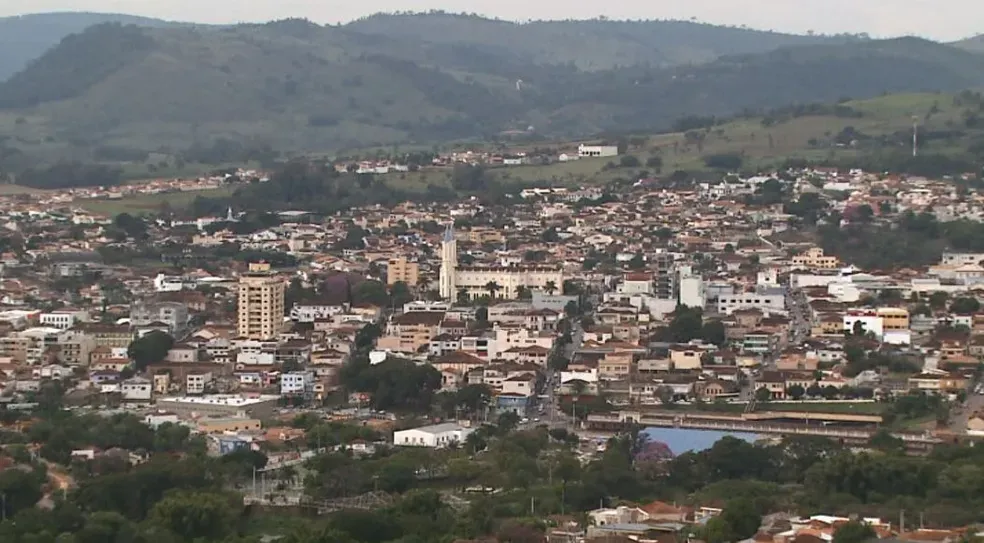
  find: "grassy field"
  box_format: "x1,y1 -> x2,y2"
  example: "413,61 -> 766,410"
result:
761,402 -> 887,415
81,186 -> 238,216
682,401 -> 887,416
10,90 -> 977,213
394,91 -> 971,188
0,183 -> 43,195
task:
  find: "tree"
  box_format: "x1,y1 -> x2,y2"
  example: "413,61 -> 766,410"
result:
833,520 -> 877,543
656,386 -> 674,405
703,516 -> 736,543
851,320 -> 866,337
149,490 -> 238,541
497,412 -> 521,433
868,429 -> 905,454
113,213 -> 148,240
645,155 -> 664,172
950,297 -> 981,314
0,468 -> 44,519
342,358 -> 442,412
619,155 -> 641,168
720,498 -> 763,540
544,281 -> 558,295
704,153 -> 743,171
127,331 -> 173,371
666,307 -> 703,343
929,291 -> 949,310
485,281 -> 501,299
516,286 -> 532,300
754,387 -> 772,402
475,306 -> 489,323
454,384 -> 493,417
389,281 -> 413,308
701,320 -> 726,346
787,384 -> 806,400
353,279 -> 389,306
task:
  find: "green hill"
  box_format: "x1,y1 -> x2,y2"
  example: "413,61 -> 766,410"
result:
343,12 -> 854,70
954,34 -> 984,53
0,12 -> 180,82
1,17 -> 984,181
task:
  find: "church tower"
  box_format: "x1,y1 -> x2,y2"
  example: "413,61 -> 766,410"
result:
439,222 -> 458,300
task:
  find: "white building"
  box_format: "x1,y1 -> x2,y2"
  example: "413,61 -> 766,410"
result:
121,377 -> 153,402
577,144 -> 619,158
290,303 -> 347,323
281,371 -> 314,396
393,422 -> 474,448
617,273 -> 653,295
186,372 -> 212,395
941,252 -> 984,267
440,223 -> 563,300
679,275 -> 706,309
716,287 -> 785,315
154,273 -> 196,292
39,310 -> 88,330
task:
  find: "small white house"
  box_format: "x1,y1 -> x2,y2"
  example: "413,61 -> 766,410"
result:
121,377 -> 153,402
393,423 -> 474,448
577,144 -> 619,158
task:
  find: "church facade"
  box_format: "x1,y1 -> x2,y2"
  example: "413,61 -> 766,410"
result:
439,224 -> 564,300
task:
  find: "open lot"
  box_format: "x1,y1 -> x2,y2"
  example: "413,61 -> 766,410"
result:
80,186 -> 238,216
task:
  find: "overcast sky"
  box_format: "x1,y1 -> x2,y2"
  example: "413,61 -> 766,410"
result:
1,0 -> 979,41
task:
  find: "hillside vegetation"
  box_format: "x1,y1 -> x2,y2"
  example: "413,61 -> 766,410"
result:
954,34 -> 984,53
0,12 -> 180,82
0,14 -> 983,183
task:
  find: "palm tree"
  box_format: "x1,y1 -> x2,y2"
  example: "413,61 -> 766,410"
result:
544,281 -> 557,295
485,281 -> 501,299
456,288 -> 470,306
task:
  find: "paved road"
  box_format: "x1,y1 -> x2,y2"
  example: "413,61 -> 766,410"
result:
949,386 -> 984,433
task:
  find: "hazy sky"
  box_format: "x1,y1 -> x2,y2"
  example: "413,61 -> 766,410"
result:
1,0 -> 980,41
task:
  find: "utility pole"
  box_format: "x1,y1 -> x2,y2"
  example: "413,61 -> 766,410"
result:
571,397 -> 577,428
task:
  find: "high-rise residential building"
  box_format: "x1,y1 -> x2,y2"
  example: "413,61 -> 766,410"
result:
237,262 -> 285,340
387,257 -> 420,287
654,253 -> 675,301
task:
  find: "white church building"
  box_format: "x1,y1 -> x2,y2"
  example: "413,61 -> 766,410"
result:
439,224 -> 564,300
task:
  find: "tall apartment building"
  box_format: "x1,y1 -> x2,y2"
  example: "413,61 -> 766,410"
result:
654,254 -> 675,301
237,262 -> 285,340
387,257 -> 420,287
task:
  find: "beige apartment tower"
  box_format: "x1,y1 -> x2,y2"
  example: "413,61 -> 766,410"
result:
237,262 -> 285,340
387,257 -> 420,287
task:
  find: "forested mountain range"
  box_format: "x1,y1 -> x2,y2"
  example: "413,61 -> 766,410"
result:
0,12 -> 983,171
0,12 -> 181,82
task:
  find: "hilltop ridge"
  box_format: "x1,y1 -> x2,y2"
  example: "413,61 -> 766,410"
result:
0,12 -> 982,178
